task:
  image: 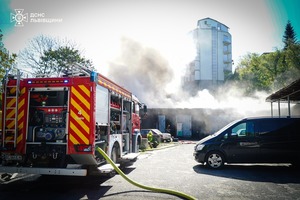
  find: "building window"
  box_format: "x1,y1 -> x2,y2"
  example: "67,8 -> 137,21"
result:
223,35 -> 230,45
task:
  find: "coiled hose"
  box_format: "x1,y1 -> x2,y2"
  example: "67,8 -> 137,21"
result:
96,147 -> 197,200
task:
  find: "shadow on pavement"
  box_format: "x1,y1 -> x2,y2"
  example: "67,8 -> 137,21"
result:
100,190 -> 165,199
0,165 -> 138,200
0,175 -> 112,200
193,163 -> 300,184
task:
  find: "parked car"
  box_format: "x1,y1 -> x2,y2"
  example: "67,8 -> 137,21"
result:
193,117 -> 300,169
162,132 -> 172,142
141,129 -> 163,142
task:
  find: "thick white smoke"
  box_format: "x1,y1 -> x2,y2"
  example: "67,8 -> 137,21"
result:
107,37 -> 298,121
107,37 -> 175,107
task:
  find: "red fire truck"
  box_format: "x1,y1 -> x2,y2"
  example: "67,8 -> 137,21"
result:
0,66 -> 146,176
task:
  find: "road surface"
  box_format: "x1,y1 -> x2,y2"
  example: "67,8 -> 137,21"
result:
1,142 -> 300,200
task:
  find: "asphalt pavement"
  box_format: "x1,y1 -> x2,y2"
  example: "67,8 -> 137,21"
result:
2,140 -> 299,200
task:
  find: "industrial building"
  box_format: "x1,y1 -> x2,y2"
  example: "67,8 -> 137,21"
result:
142,79 -> 300,140
141,108 -> 240,140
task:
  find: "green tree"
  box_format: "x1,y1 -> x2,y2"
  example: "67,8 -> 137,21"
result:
0,29 -> 17,106
18,35 -> 59,73
228,21 -> 300,94
233,48 -> 300,92
274,42 -> 300,88
284,42 -> 300,71
260,50 -> 286,81
233,53 -> 273,94
0,30 -> 17,79
283,20 -> 297,50
18,35 -> 93,77
40,46 -> 93,76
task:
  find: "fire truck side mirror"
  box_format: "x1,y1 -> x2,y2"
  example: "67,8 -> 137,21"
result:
143,105 -> 147,113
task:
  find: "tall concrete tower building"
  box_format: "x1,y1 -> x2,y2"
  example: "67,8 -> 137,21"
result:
183,18 -> 232,93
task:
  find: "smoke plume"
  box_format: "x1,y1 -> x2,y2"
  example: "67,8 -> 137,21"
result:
106,37 -> 299,135
107,37 -> 174,107
108,38 -> 298,125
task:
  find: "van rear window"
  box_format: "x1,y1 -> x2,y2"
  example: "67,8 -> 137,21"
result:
258,119 -> 295,137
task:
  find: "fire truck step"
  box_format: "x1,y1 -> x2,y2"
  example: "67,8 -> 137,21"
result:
121,153 -> 140,160
98,164 -> 120,174
0,166 -> 87,176
66,164 -> 84,169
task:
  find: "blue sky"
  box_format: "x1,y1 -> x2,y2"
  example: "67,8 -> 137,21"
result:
1,0 -> 299,74
0,0 -> 13,34
266,0 -> 300,44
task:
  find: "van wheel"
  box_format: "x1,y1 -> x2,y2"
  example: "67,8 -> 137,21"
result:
205,151 -> 225,169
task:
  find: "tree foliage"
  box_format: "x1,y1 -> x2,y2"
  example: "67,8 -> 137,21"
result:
283,20 -> 297,50
39,46 -> 93,76
284,42 -> 300,71
18,35 -> 59,72
230,21 -> 300,94
0,29 -> 17,105
233,53 -> 273,93
18,35 -> 93,77
0,30 -> 17,79
232,46 -> 300,93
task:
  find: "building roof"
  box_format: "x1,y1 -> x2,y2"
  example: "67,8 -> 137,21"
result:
198,17 -> 229,29
266,78 -> 300,103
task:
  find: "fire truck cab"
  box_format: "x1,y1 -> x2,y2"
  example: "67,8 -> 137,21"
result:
0,66 -> 146,176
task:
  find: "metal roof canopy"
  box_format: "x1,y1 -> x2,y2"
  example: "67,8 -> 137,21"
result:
266,78 -> 300,117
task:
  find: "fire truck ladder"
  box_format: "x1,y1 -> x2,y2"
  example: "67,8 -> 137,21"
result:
62,63 -> 92,77
2,69 -> 21,150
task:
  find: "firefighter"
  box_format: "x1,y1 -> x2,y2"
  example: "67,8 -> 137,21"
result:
147,130 -> 158,148
147,130 -> 153,148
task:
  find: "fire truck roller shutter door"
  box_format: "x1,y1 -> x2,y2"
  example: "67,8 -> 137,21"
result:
111,142 -> 121,164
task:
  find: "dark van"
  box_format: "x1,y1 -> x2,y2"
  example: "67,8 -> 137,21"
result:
193,117 -> 300,169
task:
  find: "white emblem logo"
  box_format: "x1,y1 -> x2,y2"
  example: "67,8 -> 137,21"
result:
10,9 -> 28,27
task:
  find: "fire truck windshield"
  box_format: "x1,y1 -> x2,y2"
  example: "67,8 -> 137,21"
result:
30,91 -> 68,107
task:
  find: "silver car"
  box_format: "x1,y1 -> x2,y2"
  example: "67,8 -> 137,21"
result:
161,132 -> 172,142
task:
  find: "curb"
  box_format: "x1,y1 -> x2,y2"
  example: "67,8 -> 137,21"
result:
141,140 -> 197,152
143,142 -> 178,152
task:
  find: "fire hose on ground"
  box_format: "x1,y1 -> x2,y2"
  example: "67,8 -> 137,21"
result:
96,147 -> 197,200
